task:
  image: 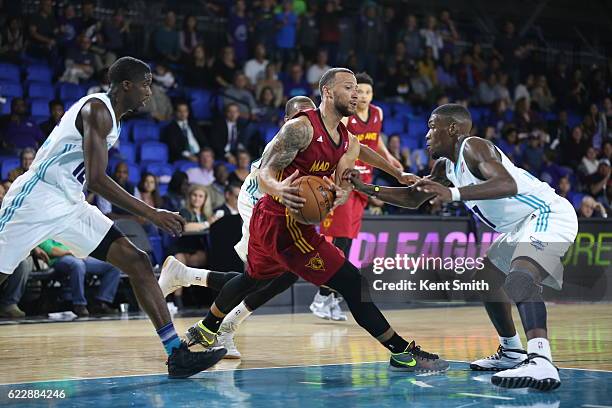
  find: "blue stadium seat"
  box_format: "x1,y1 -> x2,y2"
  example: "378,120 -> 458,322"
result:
260,124 -> 280,144
140,142 -> 168,164
373,100 -> 391,117
187,89 -> 213,120
28,83 -> 54,99
30,98 -> 50,117
145,163 -> 174,183
571,193 -> 586,210
1,157 -> 20,179
0,81 -> 23,98
173,160 -> 198,173
127,163 -> 141,185
411,149 -> 429,171
62,98 -> 79,110
407,118 -> 429,141
158,182 -> 169,197
25,64 -> 52,83
382,117 -> 405,135
0,63 -> 20,82
118,142 -> 136,163
132,121 -> 160,144
0,97 -> 12,114
567,112 -> 582,129
391,103 -> 415,118
469,107 -> 490,125
58,82 -> 86,100
399,133 -> 421,151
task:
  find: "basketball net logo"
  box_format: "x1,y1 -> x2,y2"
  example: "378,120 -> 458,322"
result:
305,253 -> 325,271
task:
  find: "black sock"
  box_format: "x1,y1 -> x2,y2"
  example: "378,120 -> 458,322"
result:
381,333 -> 409,353
202,312 -> 223,333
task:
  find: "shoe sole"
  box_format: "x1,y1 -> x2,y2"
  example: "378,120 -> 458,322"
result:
168,348 -> 227,379
389,364 -> 450,373
223,353 -> 241,359
491,375 -> 561,391
470,363 -> 514,372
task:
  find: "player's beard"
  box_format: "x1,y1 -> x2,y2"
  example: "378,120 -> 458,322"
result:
335,100 -> 355,117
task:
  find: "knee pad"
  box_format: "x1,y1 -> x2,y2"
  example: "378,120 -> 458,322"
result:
503,269 -> 543,303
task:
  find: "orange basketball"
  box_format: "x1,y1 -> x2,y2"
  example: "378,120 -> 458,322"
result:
292,176 -> 336,225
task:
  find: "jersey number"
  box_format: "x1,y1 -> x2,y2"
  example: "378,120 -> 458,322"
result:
472,205 -> 496,229
72,162 -> 86,185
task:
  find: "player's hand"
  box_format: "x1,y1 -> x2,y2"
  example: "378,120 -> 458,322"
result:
151,209 -> 186,237
322,176 -> 349,208
343,169 -> 365,191
414,179 -> 452,205
278,170 -> 306,213
31,247 -> 50,264
396,172 -> 420,185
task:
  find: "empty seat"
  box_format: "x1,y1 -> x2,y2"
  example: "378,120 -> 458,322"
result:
132,121 -> 160,144
118,142 -> 136,163
145,163 -> 174,183
0,81 -> 23,98
28,83 -> 54,99
25,64 -> 53,83
0,63 -> 20,82
187,89 -> 213,120
140,141 -> 168,164
382,117 -> 405,135
173,160 -> 198,173
1,157 -> 20,180
30,98 -> 50,117
58,82 -> 86,100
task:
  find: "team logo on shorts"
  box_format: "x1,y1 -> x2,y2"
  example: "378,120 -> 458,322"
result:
305,253 -> 325,271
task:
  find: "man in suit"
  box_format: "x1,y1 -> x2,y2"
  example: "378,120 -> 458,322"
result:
209,103 -> 248,164
161,101 -> 208,162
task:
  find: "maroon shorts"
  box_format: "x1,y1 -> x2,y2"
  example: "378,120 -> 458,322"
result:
247,196 -> 345,286
319,190 -> 368,239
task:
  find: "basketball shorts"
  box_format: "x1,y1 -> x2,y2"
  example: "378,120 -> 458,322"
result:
247,197 -> 345,286
0,173 -> 113,274
319,190 -> 368,239
486,196 -> 578,290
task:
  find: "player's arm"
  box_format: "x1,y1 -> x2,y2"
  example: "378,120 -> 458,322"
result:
413,138 -> 517,204
80,101 -> 185,236
358,144 -> 419,185
258,116 -> 312,211
347,159 -> 450,209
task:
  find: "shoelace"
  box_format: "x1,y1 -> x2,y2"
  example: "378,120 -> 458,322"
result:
410,344 -> 439,360
486,345 -> 505,360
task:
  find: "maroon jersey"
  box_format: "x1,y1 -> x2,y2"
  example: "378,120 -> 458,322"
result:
346,104 -> 382,183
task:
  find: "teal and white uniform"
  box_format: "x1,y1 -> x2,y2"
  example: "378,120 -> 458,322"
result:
234,144 -> 270,262
0,93 -> 120,273
445,136 -> 578,289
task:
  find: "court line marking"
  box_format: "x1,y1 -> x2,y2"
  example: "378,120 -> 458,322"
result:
298,381 -> 325,385
458,393 -> 514,400
582,405 -> 612,408
1,359 -> 610,386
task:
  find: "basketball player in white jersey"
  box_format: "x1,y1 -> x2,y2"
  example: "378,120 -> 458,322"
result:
0,57 -> 225,378
347,103 -> 577,391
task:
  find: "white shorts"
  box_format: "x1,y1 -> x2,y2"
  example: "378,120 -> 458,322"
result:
487,196 -> 578,290
0,173 -> 113,274
233,175 -> 260,263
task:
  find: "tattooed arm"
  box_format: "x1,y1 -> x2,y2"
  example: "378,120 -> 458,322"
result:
258,116 -> 313,211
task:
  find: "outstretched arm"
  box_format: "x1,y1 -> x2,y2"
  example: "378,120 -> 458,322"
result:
358,144 -> 419,185
348,159 -> 450,209
81,100 -> 184,236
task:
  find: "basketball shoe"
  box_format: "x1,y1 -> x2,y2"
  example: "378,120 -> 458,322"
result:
158,256 -> 188,297
217,321 -> 241,359
389,340 -> 450,372
470,345 -> 528,371
185,321 -> 218,348
309,293 -> 332,319
329,294 -> 347,321
491,354 -> 561,391
167,342 -> 226,379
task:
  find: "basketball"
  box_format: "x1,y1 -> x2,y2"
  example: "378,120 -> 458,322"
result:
292,176 -> 336,225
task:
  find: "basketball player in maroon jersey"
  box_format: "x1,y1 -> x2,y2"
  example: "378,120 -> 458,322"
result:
313,72 -> 405,321
184,68 -> 448,372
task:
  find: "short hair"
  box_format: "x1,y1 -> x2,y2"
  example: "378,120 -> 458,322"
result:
224,103 -> 239,113
285,96 -> 315,118
318,67 -> 355,96
225,182 -> 242,194
20,147 -> 36,159
200,147 -> 214,157
48,99 -> 63,110
355,72 -> 373,86
432,103 -> 472,124
108,56 -> 150,85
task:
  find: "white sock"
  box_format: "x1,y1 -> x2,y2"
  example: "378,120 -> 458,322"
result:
499,333 -> 523,350
184,266 -> 210,287
528,338 -> 552,362
223,301 -> 253,328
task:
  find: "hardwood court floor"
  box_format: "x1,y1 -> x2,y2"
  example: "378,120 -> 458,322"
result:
0,303 -> 610,384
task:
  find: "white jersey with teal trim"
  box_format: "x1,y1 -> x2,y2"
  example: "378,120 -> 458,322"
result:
30,93 -> 120,203
444,136 -> 559,233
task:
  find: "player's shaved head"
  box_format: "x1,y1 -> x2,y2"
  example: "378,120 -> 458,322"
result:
431,103 -> 472,132
285,96 -> 315,120
109,56 -> 151,85
318,67 -> 355,96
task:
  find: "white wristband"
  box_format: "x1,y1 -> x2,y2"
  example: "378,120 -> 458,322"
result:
449,187 -> 461,202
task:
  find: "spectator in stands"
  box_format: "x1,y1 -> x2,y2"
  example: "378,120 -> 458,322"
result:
583,159 -> 611,202
8,147 -> 36,182
0,183 -> 4,204
78,0 -> 99,40
438,9 -> 459,54
307,50 -> 331,96
228,149 -> 251,185
135,172 -> 163,208
244,44 -> 269,87
493,21 -> 521,83
579,146 -> 600,177
602,98 -> 612,136
469,43 -> 486,74
549,110 -> 570,150
60,33 -> 95,84
436,52 -> 457,92
477,73 -> 498,106
569,68 -> 588,111
283,63 -> 311,99
207,163 -> 229,210
256,63 -> 283,107
179,15 -> 199,59
420,15 -> 443,60
357,4 -> 384,78
87,68 -> 110,94
531,75 -> 555,112
457,52 -> 480,94
398,14 -> 422,61
588,66 -> 607,103
486,99 -> 509,137
589,103 -> 608,149
186,147 -> 215,186
577,195 -> 607,218
162,101 -> 208,163
162,170 -> 189,212
224,72 -> 257,119
228,0 -> 249,64
498,127 -> 521,162
140,82 -> 173,122
184,45 -> 213,89
98,162 -> 136,218
209,103 -> 247,163
275,1 -> 298,64
214,183 -> 241,218
101,8 -> 129,56
297,3 -> 319,63
561,125 -> 589,168
602,140 -> 612,162
513,73 -> 534,104
521,133 -> 544,175
252,0 -> 277,53
556,176 -> 576,205
212,46 -> 238,89
39,239 -> 121,317
417,47 -> 437,88
0,248 -> 50,318
387,134 -> 411,170
27,0 -> 59,60
514,97 -> 540,133
1,180 -> 11,194
153,10 -> 180,63
254,87 -> 280,123
0,16 -> 25,62
39,100 -> 65,138
318,0 -> 341,65
152,62 -> 176,91
494,72 -> 512,107
0,98 -> 45,153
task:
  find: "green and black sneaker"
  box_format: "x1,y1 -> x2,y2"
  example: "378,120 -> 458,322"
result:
186,320 -> 218,348
389,340 -> 449,372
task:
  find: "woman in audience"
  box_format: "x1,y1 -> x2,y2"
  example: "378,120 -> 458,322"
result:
136,172 -> 163,208
162,171 -> 189,212
229,149 -> 251,184
184,45 -> 213,88
254,87 -> 280,123
255,63 -> 283,107
180,15 -> 200,58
